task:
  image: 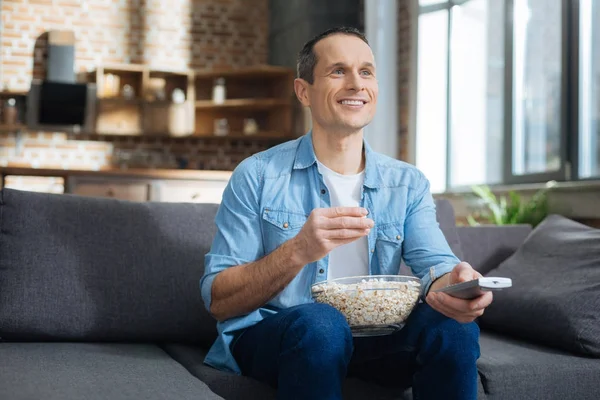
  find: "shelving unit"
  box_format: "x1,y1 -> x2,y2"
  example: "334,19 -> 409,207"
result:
192,65 -> 295,139
80,63 -> 296,139
0,91 -> 28,131
1,64 -> 298,142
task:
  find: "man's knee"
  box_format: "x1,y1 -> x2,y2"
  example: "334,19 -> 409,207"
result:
281,303 -> 353,364
423,316 -> 481,366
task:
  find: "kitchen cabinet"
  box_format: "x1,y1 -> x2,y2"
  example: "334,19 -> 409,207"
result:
70,181 -> 149,202
1,167 -> 232,204
153,180 -> 227,204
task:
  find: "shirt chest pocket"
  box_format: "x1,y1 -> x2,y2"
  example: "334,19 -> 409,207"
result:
375,222 -> 404,274
261,209 -> 308,255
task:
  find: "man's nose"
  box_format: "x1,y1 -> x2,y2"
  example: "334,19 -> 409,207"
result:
345,71 -> 365,91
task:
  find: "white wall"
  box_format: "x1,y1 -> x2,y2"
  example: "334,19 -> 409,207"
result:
364,0 -> 398,159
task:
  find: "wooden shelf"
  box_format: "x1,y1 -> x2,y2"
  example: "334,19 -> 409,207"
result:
195,98 -> 290,110
97,97 -> 145,104
191,132 -> 294,141
0,91 -> 27,97
193,65 -> 293,79
0,124 -> 27,132
69,131 -> 294,142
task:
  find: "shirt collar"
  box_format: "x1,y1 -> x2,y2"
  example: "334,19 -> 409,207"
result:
293,130 -> 383,189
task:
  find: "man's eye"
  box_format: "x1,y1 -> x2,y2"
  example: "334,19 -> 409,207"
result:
333,69 -> 344,74
361,70 -> 372,76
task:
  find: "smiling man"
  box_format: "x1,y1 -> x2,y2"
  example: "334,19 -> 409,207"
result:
200,27 -> 491,400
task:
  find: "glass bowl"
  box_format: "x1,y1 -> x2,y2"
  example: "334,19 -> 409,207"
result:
311,275 -> 422,337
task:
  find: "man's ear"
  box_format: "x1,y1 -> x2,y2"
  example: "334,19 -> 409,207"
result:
294,78 -> 311,107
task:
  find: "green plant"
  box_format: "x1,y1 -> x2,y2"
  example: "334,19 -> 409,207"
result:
466,181 -> 557,227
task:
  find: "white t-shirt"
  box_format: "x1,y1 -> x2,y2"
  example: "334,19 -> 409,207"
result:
316,160 -> 369,280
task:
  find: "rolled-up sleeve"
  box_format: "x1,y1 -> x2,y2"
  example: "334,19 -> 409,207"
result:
402,173 -> 460,297
200,156 -> 264,312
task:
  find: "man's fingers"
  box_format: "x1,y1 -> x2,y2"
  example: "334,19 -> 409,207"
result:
427,291 -> 493,322
326,228 -> 371,240
433,292 -> 487,313
427,295 -> 484,323
323,216 -> 374,230
319,207 -> 369,218
453,262 -> 482,283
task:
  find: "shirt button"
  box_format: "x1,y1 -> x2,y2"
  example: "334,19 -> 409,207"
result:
319,268 -> 325,274
283,222 -> 289,228
396,235 -> 401,240
321,189 -> 326,194
371,248 -> 374,253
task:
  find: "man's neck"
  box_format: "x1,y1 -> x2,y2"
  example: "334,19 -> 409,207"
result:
312,126 -> 365,175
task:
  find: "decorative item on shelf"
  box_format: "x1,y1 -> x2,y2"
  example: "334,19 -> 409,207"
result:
172,88 -> 185,104
214,118 -> 229,136
147,78 -> 166,101
243,118 -> 258,136
121,84 -> 135,100
3,98 -> 17,125
103,73 -> 120,97
212,77 -> 226,104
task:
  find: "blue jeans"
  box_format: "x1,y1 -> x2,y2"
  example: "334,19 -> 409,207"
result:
231,302 -> 480,400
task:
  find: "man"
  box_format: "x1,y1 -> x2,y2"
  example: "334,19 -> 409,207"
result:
200,27 -> 492,399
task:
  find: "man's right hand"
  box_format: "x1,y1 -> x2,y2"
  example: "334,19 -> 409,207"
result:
292,207 -> 374,265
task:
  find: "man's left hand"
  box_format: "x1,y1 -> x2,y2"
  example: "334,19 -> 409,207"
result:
425,262 -> 493,323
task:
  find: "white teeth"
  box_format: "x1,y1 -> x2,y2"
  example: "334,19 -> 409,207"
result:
341,100 -> 364,105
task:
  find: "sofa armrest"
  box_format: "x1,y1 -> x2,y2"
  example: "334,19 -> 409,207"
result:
456,225 -> 532,275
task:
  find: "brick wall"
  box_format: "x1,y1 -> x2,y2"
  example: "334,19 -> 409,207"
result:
397,0 -> 411,162
0,0 -> 273,171
0,0 -> 413,171
1,0 -> 268,90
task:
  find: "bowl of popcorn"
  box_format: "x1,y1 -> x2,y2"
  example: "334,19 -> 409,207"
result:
311,275 -> 422,337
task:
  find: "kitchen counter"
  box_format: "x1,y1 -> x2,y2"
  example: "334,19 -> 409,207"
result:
0,166 -> 233,181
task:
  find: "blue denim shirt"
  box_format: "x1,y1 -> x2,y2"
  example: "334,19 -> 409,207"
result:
200,131 -> 460,374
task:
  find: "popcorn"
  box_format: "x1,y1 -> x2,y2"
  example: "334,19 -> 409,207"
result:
312,278 -> 421,327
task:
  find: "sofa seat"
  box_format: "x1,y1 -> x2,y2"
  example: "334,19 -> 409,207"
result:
163,343 -> 488,399
0,343 -> 223,400
478,332 -> 600,399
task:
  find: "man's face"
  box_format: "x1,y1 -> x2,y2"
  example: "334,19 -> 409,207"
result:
296,34 -> 378,135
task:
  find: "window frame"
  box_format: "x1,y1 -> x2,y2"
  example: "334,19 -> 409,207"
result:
415,0 -> 597,191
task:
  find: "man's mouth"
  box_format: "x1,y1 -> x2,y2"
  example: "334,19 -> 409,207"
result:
338,99 -> 367,106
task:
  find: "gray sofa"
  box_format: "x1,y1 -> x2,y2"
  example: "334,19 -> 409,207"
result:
1,187 -> 598,400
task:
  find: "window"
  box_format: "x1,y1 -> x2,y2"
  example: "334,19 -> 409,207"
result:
416,0 -> 505,191
578,0 -> 600,179
415,0 -> 596,192
509,0 -> 565,182
449,0 -> 504,187
416,9 -> 449,193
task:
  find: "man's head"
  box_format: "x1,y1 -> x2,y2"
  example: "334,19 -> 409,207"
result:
294,27 -> 378,136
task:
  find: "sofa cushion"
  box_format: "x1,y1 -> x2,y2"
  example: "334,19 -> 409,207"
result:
0,188 -> 218,345
479,214 -> 600,357
478,331 -> 600,400
161,344 -> 407,400
456,224 -> 532,275
0,343 -> 223,400
434,199 -> 464,260
400,199 -> 464,276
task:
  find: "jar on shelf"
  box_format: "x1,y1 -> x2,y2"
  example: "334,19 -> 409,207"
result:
212,77 -> 226,104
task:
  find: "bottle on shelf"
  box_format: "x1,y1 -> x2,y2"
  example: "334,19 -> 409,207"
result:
212,77 -> 226,104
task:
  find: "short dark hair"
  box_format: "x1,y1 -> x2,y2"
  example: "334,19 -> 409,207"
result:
297,26 -> 369,84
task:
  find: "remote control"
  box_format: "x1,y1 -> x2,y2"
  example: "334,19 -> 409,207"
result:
433,277 -> 512,300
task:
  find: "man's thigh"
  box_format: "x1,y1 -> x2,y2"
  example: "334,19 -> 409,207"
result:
231,303 -> 349,387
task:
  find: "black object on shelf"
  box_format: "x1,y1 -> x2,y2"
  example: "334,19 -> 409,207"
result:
39,81 -> 87,125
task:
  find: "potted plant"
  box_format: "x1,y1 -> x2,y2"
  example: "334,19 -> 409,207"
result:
467,180 -> 557,227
